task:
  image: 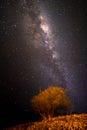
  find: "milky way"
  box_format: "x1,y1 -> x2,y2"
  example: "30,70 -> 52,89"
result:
20,0 -> 75,92
14,0 -> 87,112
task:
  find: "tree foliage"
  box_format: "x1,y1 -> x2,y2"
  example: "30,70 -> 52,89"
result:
31,86 -> 72,119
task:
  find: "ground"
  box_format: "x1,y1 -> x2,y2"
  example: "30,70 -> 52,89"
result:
3,114 -> 87,130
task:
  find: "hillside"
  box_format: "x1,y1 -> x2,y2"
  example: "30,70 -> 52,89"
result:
3,114 -> 87,130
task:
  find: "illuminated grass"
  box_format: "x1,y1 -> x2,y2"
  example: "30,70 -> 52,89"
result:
4,114 -> 87,130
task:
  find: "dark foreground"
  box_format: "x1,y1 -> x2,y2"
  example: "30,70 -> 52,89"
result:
3,114 -> 87,130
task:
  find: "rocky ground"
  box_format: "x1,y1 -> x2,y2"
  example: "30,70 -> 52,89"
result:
3,114 -> 87,130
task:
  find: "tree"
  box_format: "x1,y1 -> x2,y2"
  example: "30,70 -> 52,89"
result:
31,86 -> 72,120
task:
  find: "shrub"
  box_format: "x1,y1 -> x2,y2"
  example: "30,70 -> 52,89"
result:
31,86 -> 72,119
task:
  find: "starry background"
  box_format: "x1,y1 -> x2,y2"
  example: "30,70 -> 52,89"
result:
0,0 -> 87,128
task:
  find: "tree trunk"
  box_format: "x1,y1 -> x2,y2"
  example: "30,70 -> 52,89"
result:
48,114 -> 52,120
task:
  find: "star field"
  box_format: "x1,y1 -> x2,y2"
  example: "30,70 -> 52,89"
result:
0,1 -> 87,127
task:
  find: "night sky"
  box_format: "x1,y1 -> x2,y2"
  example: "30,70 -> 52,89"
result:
0,0 -> 87,128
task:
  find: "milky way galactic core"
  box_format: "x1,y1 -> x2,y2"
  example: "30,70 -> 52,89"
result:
20,0 -> 79,93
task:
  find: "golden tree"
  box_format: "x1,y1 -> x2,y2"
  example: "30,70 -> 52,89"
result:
31,86 -> 72,120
